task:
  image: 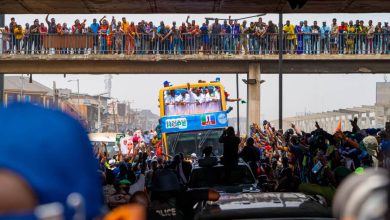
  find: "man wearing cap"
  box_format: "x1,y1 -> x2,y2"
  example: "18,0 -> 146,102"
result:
164,90 -> 176,116
205,86 -> 218,112
163,80 -> 170,88
0,103 -> 104,219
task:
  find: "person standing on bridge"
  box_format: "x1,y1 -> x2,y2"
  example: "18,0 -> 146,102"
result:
367,20 -> 375,54
13,25 -> 23,54
266,20 -> 278,54
200,22 -> 210,54
302,20 -> 312,54
383,22 -> 390,54
30,19 -> 40,54
90,18 -> 100,54
9,17 -> 16,54
338,21 -> 347,54
320,21 -> 330,54
311,21 -> 320,54
22,23 -> 31,54
211,18 -> 222,54
330,18 -> 338,54
283,20 -> 295,54
39,22 -> 48,54
357,20 -> 368,54
121,17 -> 130,53
99,18 -> 110,54
346,21 -> 356,54
45,14 -> 57,54
374,22 -> 383,54
240,20 -> 248,54
295,21 -> 304,54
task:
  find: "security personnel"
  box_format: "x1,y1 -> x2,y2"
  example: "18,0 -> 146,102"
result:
149,169 -> 219,219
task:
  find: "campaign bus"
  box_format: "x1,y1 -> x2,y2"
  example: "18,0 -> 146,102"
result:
159,82 -> 230,157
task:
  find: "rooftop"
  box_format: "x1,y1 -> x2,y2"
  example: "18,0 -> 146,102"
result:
5,76 -> 52,94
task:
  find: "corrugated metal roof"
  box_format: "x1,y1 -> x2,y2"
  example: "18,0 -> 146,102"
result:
5,76 -> 51,94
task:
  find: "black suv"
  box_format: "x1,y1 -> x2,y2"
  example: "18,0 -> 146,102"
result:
188,160 -> 333,220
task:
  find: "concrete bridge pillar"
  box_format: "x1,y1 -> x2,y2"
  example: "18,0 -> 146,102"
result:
247,63 -> 261,129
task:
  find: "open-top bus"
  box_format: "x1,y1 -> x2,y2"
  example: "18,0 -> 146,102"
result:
159,82 -> 230,158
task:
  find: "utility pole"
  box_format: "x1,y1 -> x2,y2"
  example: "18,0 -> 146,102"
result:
20,75 -> 24,101
236,73 -> 240,135
113,100 -> 118,132
97,92 -> 108,132
53,81 -> 59,108
278,13 -> 284,130
68,79 -> 80,110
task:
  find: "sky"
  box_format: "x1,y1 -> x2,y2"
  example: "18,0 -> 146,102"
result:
5,13 -> 390,122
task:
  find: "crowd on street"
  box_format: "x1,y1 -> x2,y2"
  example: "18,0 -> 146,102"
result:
96,118 -> 390,207
1,103 -> 389,219
1,15 -> 390,55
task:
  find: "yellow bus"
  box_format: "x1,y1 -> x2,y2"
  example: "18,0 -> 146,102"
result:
158,82 -> 230,157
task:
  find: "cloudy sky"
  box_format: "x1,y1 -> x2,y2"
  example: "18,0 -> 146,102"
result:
5,13 -> 390,122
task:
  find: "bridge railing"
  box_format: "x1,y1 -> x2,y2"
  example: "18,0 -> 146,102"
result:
0,32 -> 389,55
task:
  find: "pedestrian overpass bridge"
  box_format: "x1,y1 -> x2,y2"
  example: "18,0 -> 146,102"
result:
2,53 -> 389,128
1,54 -> 389,74
2,0 -> 390,129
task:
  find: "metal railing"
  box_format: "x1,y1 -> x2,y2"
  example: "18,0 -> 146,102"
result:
1,32 -> 390,55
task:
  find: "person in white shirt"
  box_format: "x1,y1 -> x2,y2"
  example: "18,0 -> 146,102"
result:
184,84 -> 199,114
174,90 -> 184,115
200,88 -> 209,113
206,87 -> 218,112
164,90 -> 176,116
120,138 -> 129,157
193,89 -> 204,114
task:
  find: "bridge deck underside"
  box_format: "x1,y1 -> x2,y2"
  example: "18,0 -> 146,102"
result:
2,0 -> 390,14
1,55 -> 389,74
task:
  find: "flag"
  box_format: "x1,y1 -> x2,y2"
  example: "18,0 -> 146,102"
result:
335,120 -> 342,132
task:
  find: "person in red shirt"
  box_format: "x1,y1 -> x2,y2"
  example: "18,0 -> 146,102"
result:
72,19 -> 85,54
179,22 -> 187,53
39,23 -> 48,54
191,25 -> 202,53
72,19 -> 83,34
338,21 -> 347,54
99,19 -> 109,54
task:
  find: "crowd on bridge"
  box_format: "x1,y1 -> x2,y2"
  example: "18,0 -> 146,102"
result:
1,15 -> 390,55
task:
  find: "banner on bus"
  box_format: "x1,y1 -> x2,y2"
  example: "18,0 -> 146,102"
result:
160,111 -> 228,133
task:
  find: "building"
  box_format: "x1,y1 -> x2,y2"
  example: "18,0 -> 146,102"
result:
2,76 -> 159,132
272,82 -> 390,132
3,76 -> 52,107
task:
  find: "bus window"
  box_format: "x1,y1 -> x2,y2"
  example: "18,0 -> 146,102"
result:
163,86 -> 223,116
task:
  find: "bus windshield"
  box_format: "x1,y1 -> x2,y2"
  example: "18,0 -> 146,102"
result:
166,129 -> 224,157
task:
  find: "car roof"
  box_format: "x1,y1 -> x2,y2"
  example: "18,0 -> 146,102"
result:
192,161 -> 248,170
196,192 -> 333,220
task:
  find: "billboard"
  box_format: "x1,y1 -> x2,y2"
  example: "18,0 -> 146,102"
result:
161,111 -> 228,133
